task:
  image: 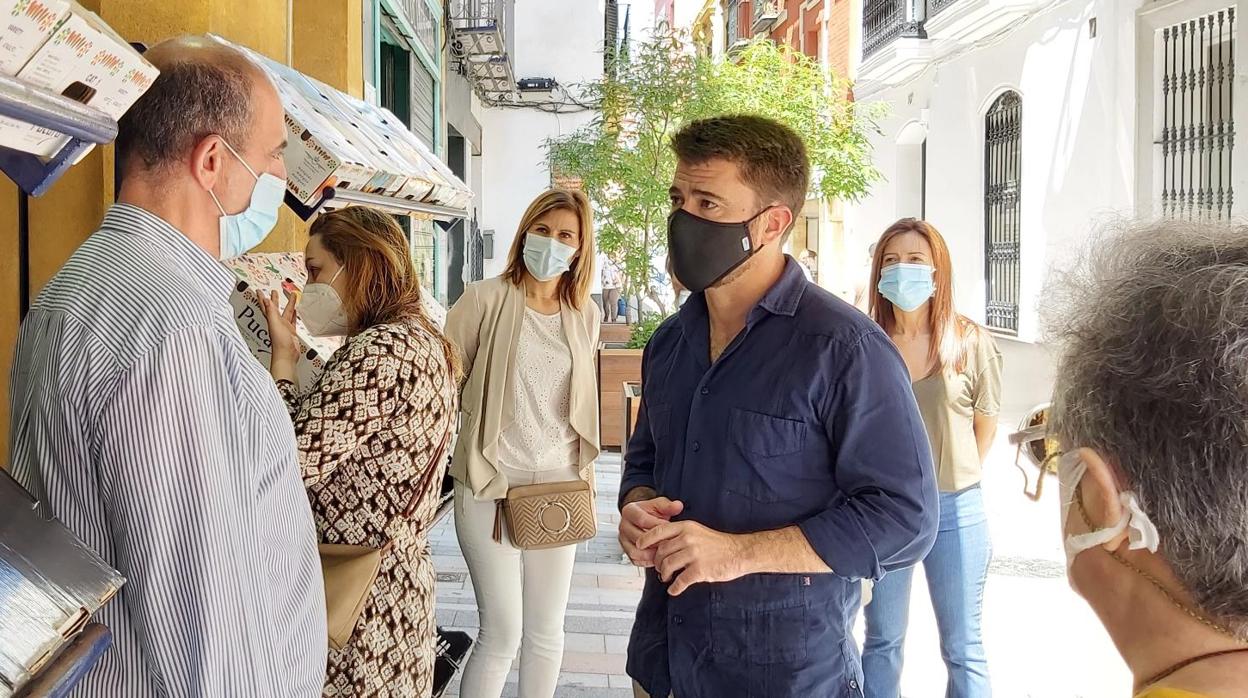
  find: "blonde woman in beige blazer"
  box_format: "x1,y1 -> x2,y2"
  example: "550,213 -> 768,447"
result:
445,188 -> 601,698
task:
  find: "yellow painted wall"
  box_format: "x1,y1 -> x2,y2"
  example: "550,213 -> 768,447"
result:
0,0 -> 364,461
0,179 -> 19,458
294,0 -> 365,99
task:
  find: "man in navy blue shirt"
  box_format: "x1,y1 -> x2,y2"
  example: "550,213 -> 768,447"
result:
619,115 -> 939,698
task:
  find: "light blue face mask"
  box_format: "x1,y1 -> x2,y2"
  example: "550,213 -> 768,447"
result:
210,138 -> 286,260
878,262 -> 936,311
522,233 -> 577,281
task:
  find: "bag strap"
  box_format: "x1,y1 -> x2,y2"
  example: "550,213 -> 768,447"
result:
402,415 -> 456,520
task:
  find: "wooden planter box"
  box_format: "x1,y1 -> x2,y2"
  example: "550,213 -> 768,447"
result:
599,322 -> 632,345
597,344 -> 643,449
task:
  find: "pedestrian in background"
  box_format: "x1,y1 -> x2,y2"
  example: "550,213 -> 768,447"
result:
602,254 -> 623,322
260,207 -> 459,697
446,188 -> 601,698
1038,220 -> 1248,697
861,218 -> 1002,698
797,247 -> 817,283
591,250 -> 605,317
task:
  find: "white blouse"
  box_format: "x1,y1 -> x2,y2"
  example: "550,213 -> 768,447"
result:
498,307 -> 580,472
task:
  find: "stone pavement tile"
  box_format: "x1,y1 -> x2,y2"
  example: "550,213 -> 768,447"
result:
563,632 -> 607,653
431,555 -> 469,572
608,673 -> 635,689
555,688 -> 632,698
604,634 -> 630,654
558,672 -> 610,687
574,561 -> 644,577
559,650 -> 628,675
597,574 -> 645,591
434,608 -> 457,627
565,601 -> 638,615
452,610 -> 481,628
563,614 -> 636,635
436,589 -> 478,606
571,573 -> 599,587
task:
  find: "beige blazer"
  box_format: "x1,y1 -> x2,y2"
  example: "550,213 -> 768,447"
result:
445,276 -> 601,500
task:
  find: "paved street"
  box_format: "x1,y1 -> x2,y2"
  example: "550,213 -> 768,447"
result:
434,412 -> 1131,697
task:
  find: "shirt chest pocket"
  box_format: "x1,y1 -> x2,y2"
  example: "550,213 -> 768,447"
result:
725,408 -> 820,503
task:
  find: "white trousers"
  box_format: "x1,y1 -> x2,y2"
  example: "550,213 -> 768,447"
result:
454,468 -> 579,698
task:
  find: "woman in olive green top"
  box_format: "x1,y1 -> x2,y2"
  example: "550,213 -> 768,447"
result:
861,218 -> 1002,698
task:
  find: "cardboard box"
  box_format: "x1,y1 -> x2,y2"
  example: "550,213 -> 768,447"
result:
224,40 -> 385,205
224,252 -> 448,388
224,252 -> 345,390
0,0 -> 71,76
288,74 -> 410,196
347,99 -> 474,210
0,3 -> 157,158
327,95 -> 439,201
0,470 -> 124,695
209,33 -> 471,213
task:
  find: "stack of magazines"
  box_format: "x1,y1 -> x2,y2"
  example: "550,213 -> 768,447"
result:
0,470 -> 124,697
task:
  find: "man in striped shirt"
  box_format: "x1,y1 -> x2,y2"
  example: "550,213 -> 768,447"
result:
9,37 -> 326,695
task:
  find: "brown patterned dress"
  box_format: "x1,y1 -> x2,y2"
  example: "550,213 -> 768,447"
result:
277,320 -> 455,697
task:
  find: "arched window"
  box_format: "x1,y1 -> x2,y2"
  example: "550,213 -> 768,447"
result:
984,91 -> 1021,334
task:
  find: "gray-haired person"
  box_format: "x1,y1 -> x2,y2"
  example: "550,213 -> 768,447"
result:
9,37 -> 325,695
1038,220 -> 1248,696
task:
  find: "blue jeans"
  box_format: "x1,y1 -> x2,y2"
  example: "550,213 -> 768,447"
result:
862,485 -> 992,698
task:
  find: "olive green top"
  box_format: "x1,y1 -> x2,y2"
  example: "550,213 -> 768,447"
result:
911,329 -> 1003,492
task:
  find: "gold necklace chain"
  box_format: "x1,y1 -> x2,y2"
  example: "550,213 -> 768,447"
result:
1074,487 -> 1248,690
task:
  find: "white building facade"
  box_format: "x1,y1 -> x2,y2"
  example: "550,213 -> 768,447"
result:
847,0 -> 1247,412
474,3 -> 606,281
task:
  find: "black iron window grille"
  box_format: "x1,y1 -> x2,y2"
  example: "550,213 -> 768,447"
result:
1159,8 -> 1236,221
727,0 -> 742,47
927,0 -> 961,20
468,218 -> 485,283
984,91 -> 1022,334
864,0 -> 926,60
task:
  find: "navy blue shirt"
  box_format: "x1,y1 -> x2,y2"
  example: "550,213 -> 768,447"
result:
620,258 -> 938,698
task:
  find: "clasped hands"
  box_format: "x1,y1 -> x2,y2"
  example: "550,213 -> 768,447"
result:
619,496 -> 750,596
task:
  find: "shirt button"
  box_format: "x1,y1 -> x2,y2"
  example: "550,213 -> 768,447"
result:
850,679 -> 859,690
673,615 -> 684,626
692,441 -> 701,452
700,387 -> 709,395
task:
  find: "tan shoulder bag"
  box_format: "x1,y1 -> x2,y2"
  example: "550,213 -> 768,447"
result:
491,478 -> 597,551
320,425 -> 453,651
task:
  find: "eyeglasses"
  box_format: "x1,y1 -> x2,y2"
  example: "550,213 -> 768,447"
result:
1008,403 -> 1062,501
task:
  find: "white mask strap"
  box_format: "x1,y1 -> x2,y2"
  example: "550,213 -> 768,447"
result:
1066,490 -> 1160,563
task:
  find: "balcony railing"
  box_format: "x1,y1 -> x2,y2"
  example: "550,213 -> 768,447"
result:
449,0 -> 516,98
863,0 -> 928,60
926,0 -> 962,20
753,1 -> 781,34
398,0 -> 439,58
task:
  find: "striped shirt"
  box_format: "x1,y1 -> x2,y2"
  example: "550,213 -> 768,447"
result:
10,204 -> 327,697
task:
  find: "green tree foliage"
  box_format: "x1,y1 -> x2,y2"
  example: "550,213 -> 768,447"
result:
548,26 -> 880,323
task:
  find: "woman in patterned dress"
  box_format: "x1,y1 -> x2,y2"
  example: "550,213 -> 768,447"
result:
259,206 -> 459,697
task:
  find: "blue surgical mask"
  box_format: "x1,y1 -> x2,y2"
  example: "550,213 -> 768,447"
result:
878,263 -> 935,311
523,234 -> 577,281
210,138 -> 285,260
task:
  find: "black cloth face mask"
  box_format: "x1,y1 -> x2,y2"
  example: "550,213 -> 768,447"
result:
666,207 -> 770,293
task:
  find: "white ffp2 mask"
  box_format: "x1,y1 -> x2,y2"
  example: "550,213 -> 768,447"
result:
300,268 -> 350,337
